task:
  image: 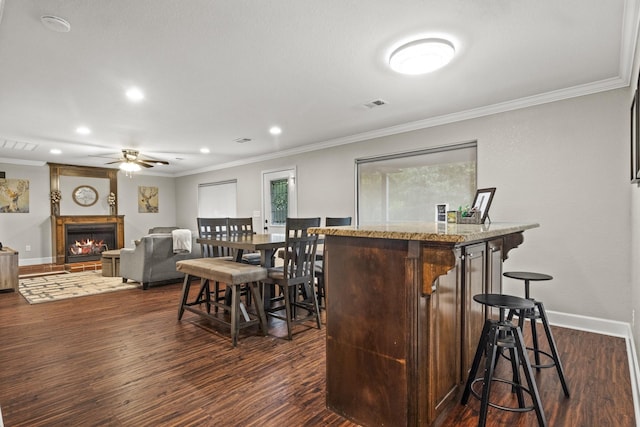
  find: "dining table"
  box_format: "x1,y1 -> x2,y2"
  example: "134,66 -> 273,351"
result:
196,233 -> 287,267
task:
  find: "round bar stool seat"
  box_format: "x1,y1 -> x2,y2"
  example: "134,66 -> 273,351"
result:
461,294 -> 547,427
503,271 -> 570,398
474,293 -> 535,315
503,271 -> 552,299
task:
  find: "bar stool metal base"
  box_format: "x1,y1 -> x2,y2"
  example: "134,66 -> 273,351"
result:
461,294 -> 547,427
504,271 -> 571,398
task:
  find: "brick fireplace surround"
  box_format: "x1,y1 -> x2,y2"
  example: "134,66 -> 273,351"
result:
52,215 -> 124,265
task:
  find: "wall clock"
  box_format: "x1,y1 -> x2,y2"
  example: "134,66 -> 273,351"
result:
72,185 -> 98,207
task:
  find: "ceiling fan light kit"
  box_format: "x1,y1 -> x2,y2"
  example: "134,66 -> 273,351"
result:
389,38 -> 455,75
119,162 -> 141,172
106,149 -> 169,175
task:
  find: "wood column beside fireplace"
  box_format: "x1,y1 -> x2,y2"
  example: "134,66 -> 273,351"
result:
52,215 -> 125,265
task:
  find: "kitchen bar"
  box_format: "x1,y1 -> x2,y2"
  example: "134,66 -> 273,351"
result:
309,222 -> 539,426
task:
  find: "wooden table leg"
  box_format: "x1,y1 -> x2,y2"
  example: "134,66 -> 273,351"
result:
178,274 -> 193,320
231,283 -> 240,347
249,281 -> 268,336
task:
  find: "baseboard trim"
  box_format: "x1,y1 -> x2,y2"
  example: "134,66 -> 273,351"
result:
18,257 -> 54,266
546,310 -> 640,426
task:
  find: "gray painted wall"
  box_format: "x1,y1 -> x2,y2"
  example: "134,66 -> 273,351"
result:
0,85 -> 633,336
176,88 -> 630,326
0,166 -> 178,261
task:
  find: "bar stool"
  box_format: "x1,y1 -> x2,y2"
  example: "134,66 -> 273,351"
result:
461,293 -> 546,427
503,271 -> 570,397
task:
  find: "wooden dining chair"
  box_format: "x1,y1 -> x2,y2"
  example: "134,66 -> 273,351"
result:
325,216 -> 352,227
315,216 -> 352,308
226,217 -> 261,306
263,217 -> 321,340
228,217 -> 261,265
196,217 -> 231,311
197,218 -> 231,258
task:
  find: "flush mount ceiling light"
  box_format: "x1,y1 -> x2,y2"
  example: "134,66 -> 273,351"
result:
389,38 -> 455,75
41,15 -> 71,33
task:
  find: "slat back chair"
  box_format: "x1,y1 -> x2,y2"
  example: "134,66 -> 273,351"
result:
325,216 -> 352,226
228,217 -> 255,234
228,217 -> 261,265
265,217 -> 321,340
196,217 -> 230,311
197,218 -> 231,258
315,216 -> 352,308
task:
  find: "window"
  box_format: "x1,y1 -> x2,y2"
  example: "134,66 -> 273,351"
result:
270,178 -> 289,225
357,142 -> 477,224
197,180 -> 237,218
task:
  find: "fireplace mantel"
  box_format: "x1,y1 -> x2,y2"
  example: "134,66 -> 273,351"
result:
52,215 -> 124,265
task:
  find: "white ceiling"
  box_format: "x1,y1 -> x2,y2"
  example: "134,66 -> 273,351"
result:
0,0 -> 637,176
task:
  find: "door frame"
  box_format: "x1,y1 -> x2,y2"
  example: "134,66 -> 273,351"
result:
261,167 -> 297,233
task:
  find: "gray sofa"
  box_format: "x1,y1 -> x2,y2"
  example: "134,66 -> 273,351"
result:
120,227 -> 201,290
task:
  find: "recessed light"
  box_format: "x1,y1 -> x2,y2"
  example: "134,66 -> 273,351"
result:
50,148 -> 62,155
75,126 -> 91,135
269,126 -> 282,136
200,148 -> 210,154
389,38 -> 455,75
125,87 -> 145,102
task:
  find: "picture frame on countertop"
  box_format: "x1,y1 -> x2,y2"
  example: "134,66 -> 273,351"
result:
435,203 -> 448,223
472,187 -> 496,223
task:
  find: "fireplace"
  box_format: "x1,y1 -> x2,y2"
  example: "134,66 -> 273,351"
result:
65,223 -> 116,263
52,215 -> 125,264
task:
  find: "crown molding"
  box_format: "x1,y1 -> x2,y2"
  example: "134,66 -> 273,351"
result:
175,76 -> 628,177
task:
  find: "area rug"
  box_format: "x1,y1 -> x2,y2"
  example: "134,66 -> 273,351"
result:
19,271 -> 138,304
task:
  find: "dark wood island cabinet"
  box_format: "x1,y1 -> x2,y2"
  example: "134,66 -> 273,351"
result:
308,222 -> 538,427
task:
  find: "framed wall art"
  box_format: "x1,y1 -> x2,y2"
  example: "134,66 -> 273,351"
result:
138,186 -> 159,213
0,179 -> 29,213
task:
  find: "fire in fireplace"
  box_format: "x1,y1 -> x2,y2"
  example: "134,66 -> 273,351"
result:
69,239 -> 108,256
65,223 -> 117,263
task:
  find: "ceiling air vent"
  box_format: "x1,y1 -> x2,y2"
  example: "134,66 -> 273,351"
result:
234,137 -> 252,143
1,139 -> 38,151
363,99 -> 388,109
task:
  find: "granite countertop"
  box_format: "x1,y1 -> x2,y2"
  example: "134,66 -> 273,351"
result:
309,222 -> 539,243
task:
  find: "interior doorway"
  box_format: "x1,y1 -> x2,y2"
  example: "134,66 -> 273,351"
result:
262,168 -> 297,234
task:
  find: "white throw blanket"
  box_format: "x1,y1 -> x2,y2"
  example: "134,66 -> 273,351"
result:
172,229 -> 192,253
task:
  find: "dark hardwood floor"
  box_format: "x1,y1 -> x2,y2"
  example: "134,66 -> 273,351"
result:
0,279 -> 635,426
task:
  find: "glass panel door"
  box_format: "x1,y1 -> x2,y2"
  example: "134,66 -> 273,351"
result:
262,168 -> 297,233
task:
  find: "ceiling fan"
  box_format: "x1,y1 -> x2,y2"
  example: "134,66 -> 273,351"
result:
106,149 -> 169,170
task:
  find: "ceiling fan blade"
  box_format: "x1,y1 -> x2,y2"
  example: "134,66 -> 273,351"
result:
90,153 -> 122,160
105,160 -> 123,165
134,160 -> 153,168
138,157 -> 170,165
